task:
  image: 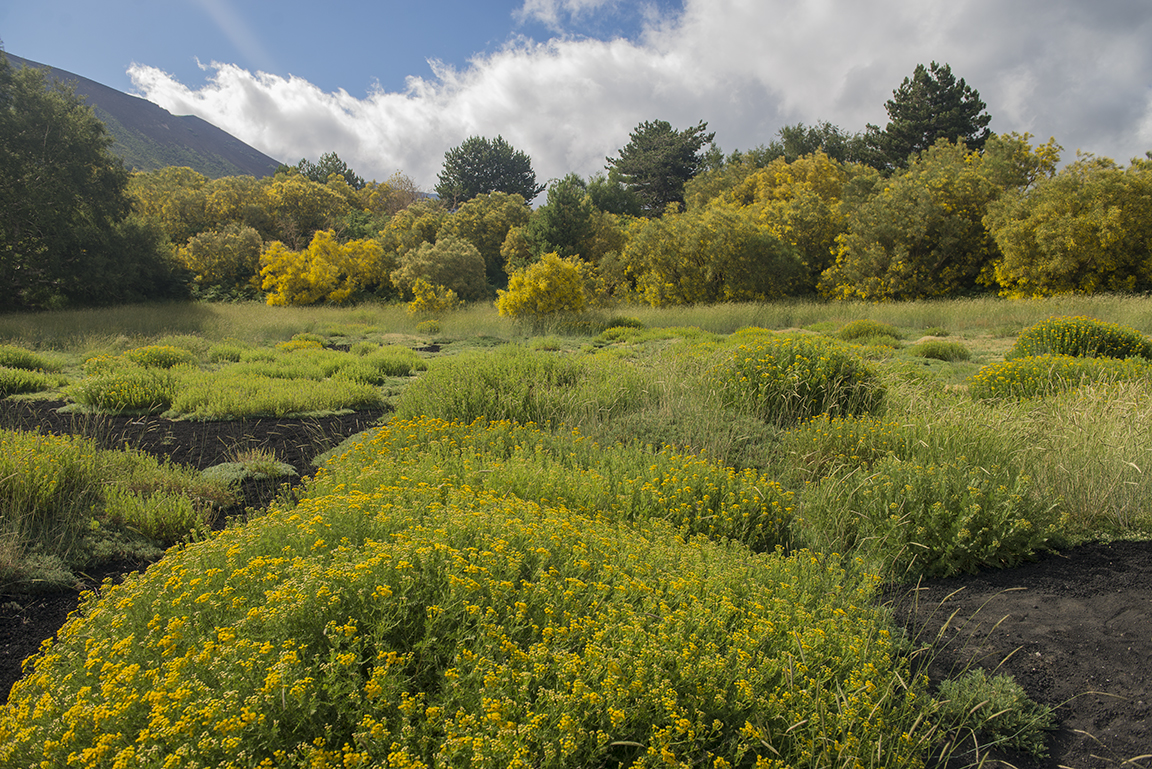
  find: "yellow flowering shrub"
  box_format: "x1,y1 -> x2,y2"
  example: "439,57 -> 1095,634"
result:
969,354 -> 1152,400
1005,315 -> 1152,360
496,252 -> 586,319
0,421 -> 933,767
407,277 -> 462,318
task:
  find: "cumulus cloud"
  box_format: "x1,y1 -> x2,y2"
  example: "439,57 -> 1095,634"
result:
128,0 -> 1152,193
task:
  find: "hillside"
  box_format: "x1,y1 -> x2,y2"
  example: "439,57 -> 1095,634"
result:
5,53 -> 282,178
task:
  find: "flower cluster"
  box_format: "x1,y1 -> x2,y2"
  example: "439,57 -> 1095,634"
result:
1006,315 -> 1152,360
1,420 -> 932,767
969,353 -> 1152,400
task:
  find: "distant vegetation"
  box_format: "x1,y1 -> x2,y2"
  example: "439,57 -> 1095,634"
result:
3,51 -> 1151,315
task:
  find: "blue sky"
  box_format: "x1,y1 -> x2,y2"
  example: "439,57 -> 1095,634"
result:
4,0 -> 1151,192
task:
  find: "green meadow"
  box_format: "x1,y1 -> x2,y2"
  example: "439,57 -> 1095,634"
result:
2,295 -> 1151,767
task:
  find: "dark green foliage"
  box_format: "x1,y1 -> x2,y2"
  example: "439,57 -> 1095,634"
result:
524,174 -> 596,258
295,152 -> 365,190
1007,316 -> 1152,360
605,119 -> 715,217
435,135 -> 544,206
766,121 -> 872,165
0,54 -> 183,310
586,171 -> 643,216
865,62 -> 992,171
936,669 -> 1056,758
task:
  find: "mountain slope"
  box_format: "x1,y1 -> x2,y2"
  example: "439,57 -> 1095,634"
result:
6,53 -> 282,178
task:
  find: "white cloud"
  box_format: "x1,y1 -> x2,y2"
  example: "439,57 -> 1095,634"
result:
129,0 -> 1152,193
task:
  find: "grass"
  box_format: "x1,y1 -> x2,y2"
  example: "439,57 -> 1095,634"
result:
3,295 -> 1152,765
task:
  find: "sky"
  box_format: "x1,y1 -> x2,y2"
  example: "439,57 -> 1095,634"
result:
4,0 -> 1152,194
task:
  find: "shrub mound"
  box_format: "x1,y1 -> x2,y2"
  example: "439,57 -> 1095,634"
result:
969,354 -> 1152,400
1006,316 -> 1152,360
712,330 -> 885,426
836,319 -> 901,342
797,456 -> 1057,581
0,420 -> 931,768
909,340 -> 971,362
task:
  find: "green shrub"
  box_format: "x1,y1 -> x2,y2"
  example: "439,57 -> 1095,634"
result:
206,340 -> 250,363
1,439 -> 932,767
66,365 -> 182,414
332,346 -> 427,384
122,344 -> 199,369
837,319 -> 901,342
0,366 -> 53,397
0,343 -> 58,371
797,457 -> 1058,580
1006,315 -> 1152,360
922,326 -> 949,337
969,354 -> 1152,399
102,487 -> 205,542
936,669 -> 1056,758
171,369 -> 383,419
909,340 -> 971,362
712,330 -> 885,426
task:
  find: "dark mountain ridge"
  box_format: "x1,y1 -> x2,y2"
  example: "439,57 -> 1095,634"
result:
5,53 -> 282,178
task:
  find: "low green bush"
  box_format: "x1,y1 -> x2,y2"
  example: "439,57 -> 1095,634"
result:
936,669 -> 1056,758
909,340 -> 971,362
0,343 -> 58,371
711,330 -> 885,426
123,344 -> 200,369
969,354 -> 1152,400
797,457 -> 1058,581
171,369 -> 383,419
0,366 -> 54,397
66,365 -> 182,414
837,319 -> 901,342
1006,315 -> 1152,360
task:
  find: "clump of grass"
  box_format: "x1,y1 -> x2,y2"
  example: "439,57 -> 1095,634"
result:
969,354 -> 1152,400
66,365 -> 183,414
1006,315 -> 1152,360
393,345 -> 647,429
0,367 -> 55,397
122,344 -> 200,369
711,329 -> 885,426
909,340 -> 971,362
202,447 -> 298,486
171,369 -> 383,419
275,338 -> 324,352
0,344 -> 60,372
837,319 -> 902,342
922,326 -> 950,337
414,318 -> 441,336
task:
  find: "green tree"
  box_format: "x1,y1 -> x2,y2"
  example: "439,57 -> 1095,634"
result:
586,170 -> 643,217
605,119 -> 715,217
865,62 -> 992,171
435,136 -> 544,206
820,140 -> 1000,300
439,192 -> 530,287
767,122 -> 870,165
0,53 -> 180,310
523,174 -> 596,260
725,151 -> 878,292
176,224 -> 263,295
295,152 -> 365,190
622,204 -> 803,305
985,154 -> 1152,297
390,235 -> 488,302
496,252 -> 587,319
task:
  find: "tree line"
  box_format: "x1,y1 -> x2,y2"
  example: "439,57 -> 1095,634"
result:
3,51 -> 1150,312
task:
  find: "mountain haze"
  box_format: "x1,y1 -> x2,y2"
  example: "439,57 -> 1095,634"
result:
5,53 -> 282,178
